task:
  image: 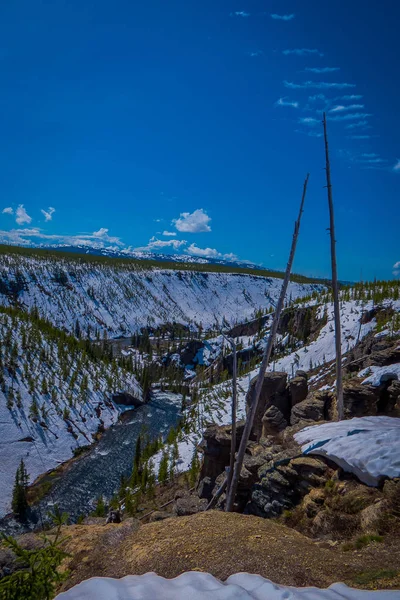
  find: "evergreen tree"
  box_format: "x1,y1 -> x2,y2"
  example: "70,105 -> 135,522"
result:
93,495 -> 106,517
158,451 -> 169,485
11,460 -> 29,521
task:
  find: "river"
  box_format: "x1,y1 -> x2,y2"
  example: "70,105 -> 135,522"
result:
35,390 -> 183,523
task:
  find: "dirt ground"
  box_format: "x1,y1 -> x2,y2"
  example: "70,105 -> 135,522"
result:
58,511 -> 400,593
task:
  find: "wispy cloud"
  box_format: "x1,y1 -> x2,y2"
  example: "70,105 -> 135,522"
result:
162,230 -> 177,237
2,207 -> 13,215
230,11 -> 250,17
305,67 -> 340,73
347,135 -> 372,139
345,120 -> 371,130
173,208 -> 211,233
393,261 -> 400,276
271,13 -> 295,21
362,153 -> 379,158
330,112 -> 372,121
308,94 -> 328,103
16,204 -> 32,225
283,48 -> 324,57
295,129 -> 323,138
248,50 -> 263,57
329,104 -> 365,113
284,80 -> 355,90
41,206 -> 55,222
186,243 -> 237,262
298,117 -> 319,126
336,94 -> 363,101
275,97 -> 299,109
394,159 -> 400,172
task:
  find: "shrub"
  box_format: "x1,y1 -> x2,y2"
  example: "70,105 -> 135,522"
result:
0,510 -> 69,600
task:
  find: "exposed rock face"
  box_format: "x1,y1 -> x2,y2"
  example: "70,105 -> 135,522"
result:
247,455 -> 333,519
289,375 -> 309,407
246,372 -> 290,441
343,382 -> 379,417
228,314 -> 271,339
291,391 -> 334,425
277,306 -> 326,343
198,423 -> 243,482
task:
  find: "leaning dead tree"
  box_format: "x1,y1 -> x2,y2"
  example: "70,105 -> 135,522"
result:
225,174 -> 310,512
323,113 -> 344,420
220,334 -> 237,495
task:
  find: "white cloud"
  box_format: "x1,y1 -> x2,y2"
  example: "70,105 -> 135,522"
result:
330,112 -> 372,121
394,160 -> 400,172
248,51 -> 263,57
15,204 -> 32,225
298,117 -> 319,126
393,261 -> 400,276
329,104 -> 365,113
230,11 -> 250,17
275,97 -> 299,109
271,13 -> 295,21
362,153 -> 379,158
283,49 -> 324,57
173,208 -> 211,233
162,230 -> 177,237
93,228 -> 109,237
136,237 -> 187,252
186,243 -> 238,262
2,207 -> 13,215
284,81 -> 355,90
41,206 -> 55,222
345,121 -> 370,130
305,67 -> 340,73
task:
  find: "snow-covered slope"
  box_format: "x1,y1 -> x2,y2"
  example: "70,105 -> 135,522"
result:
0,307 -> 142,517
0,253 -> 323,336
56,572 -> 399,600
295,416 -> 400,486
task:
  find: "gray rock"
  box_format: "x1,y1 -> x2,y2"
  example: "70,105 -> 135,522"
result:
291,391 -> 333,425
261,405 -> 288,437
246,372 -> 290,441
289,376 -> 308,407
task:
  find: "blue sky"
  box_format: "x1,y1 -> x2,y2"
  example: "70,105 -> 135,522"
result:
0,1 -> 399,281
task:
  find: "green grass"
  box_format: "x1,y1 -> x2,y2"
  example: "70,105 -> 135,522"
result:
352,569 -> 398,586
0,243 -> 328,285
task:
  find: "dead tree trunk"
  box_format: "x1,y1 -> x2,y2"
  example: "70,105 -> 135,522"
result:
323,113 -> 344,420
225,174 -> 309,512
220,334 -> 237,498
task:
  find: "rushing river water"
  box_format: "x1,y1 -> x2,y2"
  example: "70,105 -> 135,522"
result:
35,390 -> 183,522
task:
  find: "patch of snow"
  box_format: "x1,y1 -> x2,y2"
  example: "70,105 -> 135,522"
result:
358,364 -> 400,387
295,416 -> 400,487
55,572 -> 400,599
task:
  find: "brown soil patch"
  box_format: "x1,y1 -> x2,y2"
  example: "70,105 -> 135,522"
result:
58,511 -> 400,593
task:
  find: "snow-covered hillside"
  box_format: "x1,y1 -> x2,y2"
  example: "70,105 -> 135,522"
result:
0,253 -> 323,336
0,306 -> 142,517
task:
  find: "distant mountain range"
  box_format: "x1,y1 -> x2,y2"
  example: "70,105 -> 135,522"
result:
41,244 -> 269,272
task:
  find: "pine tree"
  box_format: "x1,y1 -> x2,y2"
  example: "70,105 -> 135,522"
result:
11,460 -> 29,521
158,451 -> 169,485
94,495 -> 106,517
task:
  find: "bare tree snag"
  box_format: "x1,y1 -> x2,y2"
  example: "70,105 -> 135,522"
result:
323,113 -> 344,420
225,174 -> 309,512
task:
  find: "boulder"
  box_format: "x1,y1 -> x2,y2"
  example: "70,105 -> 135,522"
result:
290,391 -> 333,425
246,372 -> 289,441
174,494 -> 207,517
198,423 -> 243,481
360,500 -> 390,532
343,382 -> 379,417
261,405 -> 288,437
149,511 -> 172,522
289,376 -> 308,407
